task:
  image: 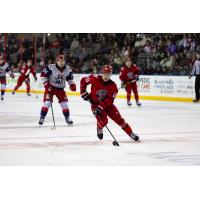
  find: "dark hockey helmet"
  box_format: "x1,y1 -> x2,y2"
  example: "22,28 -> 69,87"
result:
102,65 -> 113,74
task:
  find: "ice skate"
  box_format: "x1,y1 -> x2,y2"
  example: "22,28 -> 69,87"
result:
136,101 -> 141,107
1,96 -> 4,101
127,101 -> 132,106
65,117 -> 73,125
38,118 -> 44,125
12,90 -> 15,95
193,99 -> 199,103
97,128 -> 103,140
130,133 -> 140,141
27,93 -> 31,96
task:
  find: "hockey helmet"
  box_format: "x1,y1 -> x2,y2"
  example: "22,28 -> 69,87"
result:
56,54 -> 65,61
102,65 -> 113,74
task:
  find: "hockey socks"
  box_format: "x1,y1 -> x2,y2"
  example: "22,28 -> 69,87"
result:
97,128 -> 103,140
39,106 -> 49,125
1,90 -> 5,100
63,109 -> 73,125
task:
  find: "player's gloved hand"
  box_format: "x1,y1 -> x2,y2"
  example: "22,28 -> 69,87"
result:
81,92 -> 90,101
10,73 -> 15,79
70,84 -> 76,91
135,75 -> 139,81
34,76 -> 37,81
93,106 -> 103,117
121,81 -> 126,88
43,82 -> 52,92
25,79 -> 29,84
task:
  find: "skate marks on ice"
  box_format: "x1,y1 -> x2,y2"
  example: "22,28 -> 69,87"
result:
126,151 -> 200,166
0,120 -> 96,130
0,140 -> 111,150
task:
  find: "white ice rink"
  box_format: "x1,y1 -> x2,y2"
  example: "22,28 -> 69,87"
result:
0,93 -> 200,165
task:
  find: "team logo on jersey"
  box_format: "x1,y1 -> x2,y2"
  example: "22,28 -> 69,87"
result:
55,75 -> 64,84
96,90 -> 107,101
127,72 -> 133,79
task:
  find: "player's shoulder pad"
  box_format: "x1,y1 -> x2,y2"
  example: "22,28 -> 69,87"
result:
109,79 -> 117,87
133,64 -> 139,68
87,74 -> 98,81
48,64 -> 56,70
121,66 -> 125,70
43,64 -> 53,74
65,64 -> 72,72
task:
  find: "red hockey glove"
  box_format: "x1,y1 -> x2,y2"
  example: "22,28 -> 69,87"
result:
10,73 -> 15,79
93,106 -> 103,117
81,92 -> 90,101
43,82 -> 52,92
70,84 -> 76,91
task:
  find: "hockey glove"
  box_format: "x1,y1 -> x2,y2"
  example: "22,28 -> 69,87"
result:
10,73 -> 15,79
81,92 -> 90,101
25,79 -> 30,84
43,82 -> 52,92
121,81 -> 126,88
135,75 -> 139,81
93,106 -> 103,117
70,84 -> 76,91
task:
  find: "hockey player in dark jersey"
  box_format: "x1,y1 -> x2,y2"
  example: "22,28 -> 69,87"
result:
0,55 -> 15,100
39,54 -> 76,125
80,65 -> 139,141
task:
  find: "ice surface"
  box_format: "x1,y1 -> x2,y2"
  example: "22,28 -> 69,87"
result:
0,93 -> 200,165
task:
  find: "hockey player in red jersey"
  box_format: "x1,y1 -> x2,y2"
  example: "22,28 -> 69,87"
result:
12,59 -> 37,96
38,54 -> 76,125
119,57 -> 141,106
80,65 -> 139,141
0,55 -> 15,100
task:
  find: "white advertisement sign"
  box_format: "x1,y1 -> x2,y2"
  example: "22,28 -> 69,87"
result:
5,73 -> 195,99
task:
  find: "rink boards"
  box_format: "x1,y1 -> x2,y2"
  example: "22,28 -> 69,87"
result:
5,73 -> 195,102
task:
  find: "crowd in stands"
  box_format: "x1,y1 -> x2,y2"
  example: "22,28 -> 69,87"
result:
1,33 -> 200,75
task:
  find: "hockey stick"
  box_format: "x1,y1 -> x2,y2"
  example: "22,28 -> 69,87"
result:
30,85 -> 39,99
105,125 -> 120,146
118,79 -> 137,90
25,78 -> 39,99
88,100 -> 120,146
50,101 -> 56,130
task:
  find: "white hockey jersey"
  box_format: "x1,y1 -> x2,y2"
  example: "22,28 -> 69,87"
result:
0,62 -> 11,78
41,64 -> 74,89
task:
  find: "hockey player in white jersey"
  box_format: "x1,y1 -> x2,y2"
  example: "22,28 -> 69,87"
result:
0,55 -> 15,100
39,54 -> 76,125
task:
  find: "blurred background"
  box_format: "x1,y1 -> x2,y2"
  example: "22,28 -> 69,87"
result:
0,33 -> 199,75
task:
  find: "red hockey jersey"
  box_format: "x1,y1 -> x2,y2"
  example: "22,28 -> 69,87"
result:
80,75 -> 118,109
119,64 -> 140,84
20,64 -> 36,78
